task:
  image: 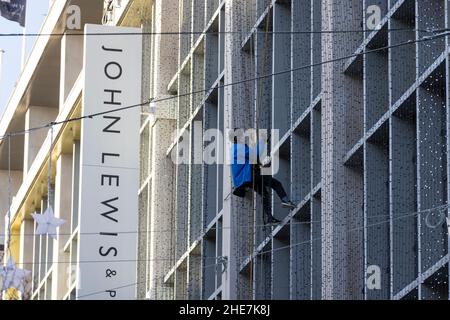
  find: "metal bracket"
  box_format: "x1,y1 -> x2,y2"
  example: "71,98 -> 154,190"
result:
446,217 -> 450,235
216,256 -> 228,274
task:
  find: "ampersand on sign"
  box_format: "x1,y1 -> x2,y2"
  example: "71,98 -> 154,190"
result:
106,269 -> 117,278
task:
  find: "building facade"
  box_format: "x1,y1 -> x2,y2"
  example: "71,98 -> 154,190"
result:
139,0 -> 450,300
0,0 -> 147,300
1,0 -> 450,300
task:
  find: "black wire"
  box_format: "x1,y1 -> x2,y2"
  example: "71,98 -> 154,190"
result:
1,26 -> 447,300
1,31 -> 448,142
9,204 -> 445,266
0,28 -> 445,38
0,29 -> 448,284
72,206 -> 446,299
5,203 -> 447,299
75,282 -> 138,299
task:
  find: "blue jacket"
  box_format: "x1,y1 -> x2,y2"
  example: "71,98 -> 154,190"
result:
231,143 -> 252,190
231,142 -> 265,191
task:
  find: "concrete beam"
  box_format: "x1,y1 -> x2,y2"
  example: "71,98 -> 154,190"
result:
0,170 -> 22,246
51,153 -> 73,300
23,106 -> 58,179
60,32 -> 83,109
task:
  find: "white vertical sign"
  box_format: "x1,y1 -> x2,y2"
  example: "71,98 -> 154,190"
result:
77,24 -> 141,300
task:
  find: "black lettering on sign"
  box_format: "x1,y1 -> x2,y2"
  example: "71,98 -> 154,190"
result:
100,232 -> 118,236
102,45 -> 123,52
100,197 -> 119,223
99,246 -> 118,257
106,290 -> 117,298
104,89 -> 122,105
102,153 -> 120,164
104,62 -> 122,80
101,175 -> 120,186
103,116 -> 121,133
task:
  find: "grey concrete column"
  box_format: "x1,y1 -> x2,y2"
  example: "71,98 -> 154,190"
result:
0,170 -> 22,246
136,0 -> 179,300
19,218 -> 34,271
51,153 -> 73,300
321,0 -> 364,300
222,0 -> 254,300
153,0 -> 180,96
146,118 -> 176,300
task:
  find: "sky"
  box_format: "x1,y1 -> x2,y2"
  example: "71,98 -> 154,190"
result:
0,0 -> 49,115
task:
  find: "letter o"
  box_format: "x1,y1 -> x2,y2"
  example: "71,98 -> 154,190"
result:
104,62 -> 122,80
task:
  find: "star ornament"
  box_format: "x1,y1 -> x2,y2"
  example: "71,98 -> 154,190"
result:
31,206 -> 65,239
0,257 -> 31,294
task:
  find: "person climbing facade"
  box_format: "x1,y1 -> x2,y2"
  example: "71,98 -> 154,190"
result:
229,128 -> 296,224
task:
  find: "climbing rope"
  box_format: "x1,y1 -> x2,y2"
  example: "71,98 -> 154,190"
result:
256,0 -> 273,297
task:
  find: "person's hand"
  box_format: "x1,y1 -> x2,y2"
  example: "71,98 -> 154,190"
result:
260,156 -> 271,168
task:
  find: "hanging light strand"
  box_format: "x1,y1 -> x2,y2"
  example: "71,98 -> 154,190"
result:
6,134 -> 12,255
47,124 -> 54,210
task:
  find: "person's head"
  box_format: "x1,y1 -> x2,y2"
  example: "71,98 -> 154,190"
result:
228,128 -> 244,144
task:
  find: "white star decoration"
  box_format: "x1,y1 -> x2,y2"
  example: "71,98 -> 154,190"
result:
31,206 -> 65,239
0,257 -> 31,294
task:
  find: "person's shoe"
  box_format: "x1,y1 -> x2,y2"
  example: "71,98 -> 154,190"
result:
266,215 -> 281,224
281,200 -> 296,209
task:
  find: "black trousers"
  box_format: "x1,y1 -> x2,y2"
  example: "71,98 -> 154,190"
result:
249,170 -> 288,218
